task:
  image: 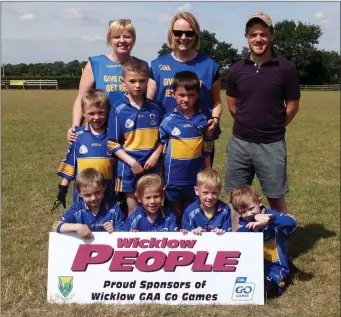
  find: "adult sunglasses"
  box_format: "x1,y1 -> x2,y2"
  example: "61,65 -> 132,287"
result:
109,19 -> 131,27
172,30 -> 195,38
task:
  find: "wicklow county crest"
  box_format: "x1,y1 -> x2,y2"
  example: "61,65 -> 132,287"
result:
58,276 -> 73,297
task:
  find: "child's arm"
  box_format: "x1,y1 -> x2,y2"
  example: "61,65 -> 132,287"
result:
107,108 -> 143,175
168,211 -> 179,232
203,139 -> 214,168
144,143 -> 164,170
221,206 -> 233,232
51,204 -> 93,238
123,213 -> 135,232
52,143 -> 77,211
59,223 -> 93,239
265,210 -> 297,236
181,209 -> 194,232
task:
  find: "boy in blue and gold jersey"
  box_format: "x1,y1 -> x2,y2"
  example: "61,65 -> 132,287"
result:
52,169 -> 124,238
52,90 -> 114,211
159,71 -> 213,224
182,169 -> 231,234
107,59 -> 164,215
232,186 -> 297,300
124,174 -> 178,232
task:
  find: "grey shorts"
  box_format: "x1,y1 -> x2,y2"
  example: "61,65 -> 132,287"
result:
225,135 -> 288,198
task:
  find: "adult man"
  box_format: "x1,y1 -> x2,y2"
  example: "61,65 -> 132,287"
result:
225,12 -> 300,217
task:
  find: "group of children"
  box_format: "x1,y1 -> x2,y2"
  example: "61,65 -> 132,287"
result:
51,58 -> 297,300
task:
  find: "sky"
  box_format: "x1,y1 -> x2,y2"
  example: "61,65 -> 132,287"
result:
1,1 -> 340,65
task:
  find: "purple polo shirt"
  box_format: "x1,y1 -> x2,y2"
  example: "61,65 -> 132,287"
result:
226,54 -> 300,143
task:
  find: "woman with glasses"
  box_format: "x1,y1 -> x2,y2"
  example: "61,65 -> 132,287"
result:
67,19 -> 144,143
147,12 -> 222,140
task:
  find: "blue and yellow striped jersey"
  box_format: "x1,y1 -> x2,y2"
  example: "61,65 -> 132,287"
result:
52,200 -> 124,233
57,124 -> 114,202
159,106 -> 213,187
124,205 -> 178,232
107,96 -> 163,174
182,198 -> 232,232
236,208 -> 296,290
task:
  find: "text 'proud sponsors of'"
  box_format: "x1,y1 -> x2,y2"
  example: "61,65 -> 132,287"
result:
47,232 -> 264,305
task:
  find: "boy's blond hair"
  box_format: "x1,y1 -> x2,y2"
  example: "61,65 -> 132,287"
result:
81,89 -> 109,111
76,168 -> 106,193
196,168 -> 222,191
122,58 -> 148,77
135,174 -> 164,200
107,19 -> 136,46
167,12 -> 201,51
230,186 -> 260,212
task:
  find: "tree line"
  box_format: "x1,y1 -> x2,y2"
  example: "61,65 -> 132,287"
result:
3,20 -> 340,86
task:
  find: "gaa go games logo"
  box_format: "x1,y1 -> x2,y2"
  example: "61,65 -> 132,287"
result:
231,277 -> 255,301
58,276 -> 73,297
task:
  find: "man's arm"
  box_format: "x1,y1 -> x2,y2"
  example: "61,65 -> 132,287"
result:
226,95 -> 237,119
285,100 -> 300,126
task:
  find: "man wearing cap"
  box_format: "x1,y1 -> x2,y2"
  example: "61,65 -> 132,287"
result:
225,12 -> 300,219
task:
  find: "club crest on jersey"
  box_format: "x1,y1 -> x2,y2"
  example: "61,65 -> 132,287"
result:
125,119 -> 134,128
149,114 -> 157,126
159,64 -> 171,71
171,127 -> 181,136
79,145 -> 88,154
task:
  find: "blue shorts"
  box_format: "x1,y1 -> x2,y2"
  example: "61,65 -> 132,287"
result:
115,166 -> 158,193
166,185 -> 196,203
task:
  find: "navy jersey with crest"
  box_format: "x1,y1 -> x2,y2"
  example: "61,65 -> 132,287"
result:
57,124 -> 114,202
182,198 -> 232,232
107,96 -> 163,191
150,53 -> 220,119
236,208 -> 296,293
124,205 -> 178,232
52,200 -> 124,233
159,106 -> 213,187
90,55 -> 148,108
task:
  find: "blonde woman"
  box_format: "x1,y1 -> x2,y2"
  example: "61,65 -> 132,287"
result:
68,19 -> 146,143
147,12 -> 222,140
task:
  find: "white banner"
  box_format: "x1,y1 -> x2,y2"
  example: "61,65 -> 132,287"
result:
47,232 -> 264,305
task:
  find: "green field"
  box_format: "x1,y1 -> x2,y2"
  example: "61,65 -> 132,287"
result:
2,90 -> 340,316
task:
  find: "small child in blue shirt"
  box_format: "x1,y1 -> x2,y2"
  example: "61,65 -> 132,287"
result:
231,186 -> 297,300
51,89 -> 114,211
182,168 -> 231,234
52,168 -> 124,238
124,174 -> 178,232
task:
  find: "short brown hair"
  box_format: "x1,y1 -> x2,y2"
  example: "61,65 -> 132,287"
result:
122,58 -> 148,78
107,19 -> 136,46
76,168 -> 106,193
197,168 -> 222,191
81,89 -> 109,111
230,186 -> 260,212
173,71 -> 200,94
168,12 -> 201,51
135,174 -> 164,200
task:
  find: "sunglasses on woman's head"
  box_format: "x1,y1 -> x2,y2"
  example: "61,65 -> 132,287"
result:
172,30 -> 195,38
109,19 -> 131,27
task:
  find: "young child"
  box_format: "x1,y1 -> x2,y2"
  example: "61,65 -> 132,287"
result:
52,168 -> 124,238
182,168 -> 231,234
124,174 -> 178,232
159,71 -> 213,224
107,58 -> 164,215
231,186 -> 297,300
51,89 -> 114,211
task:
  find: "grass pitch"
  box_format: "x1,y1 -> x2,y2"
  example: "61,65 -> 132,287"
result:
1,90 -> 340,316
